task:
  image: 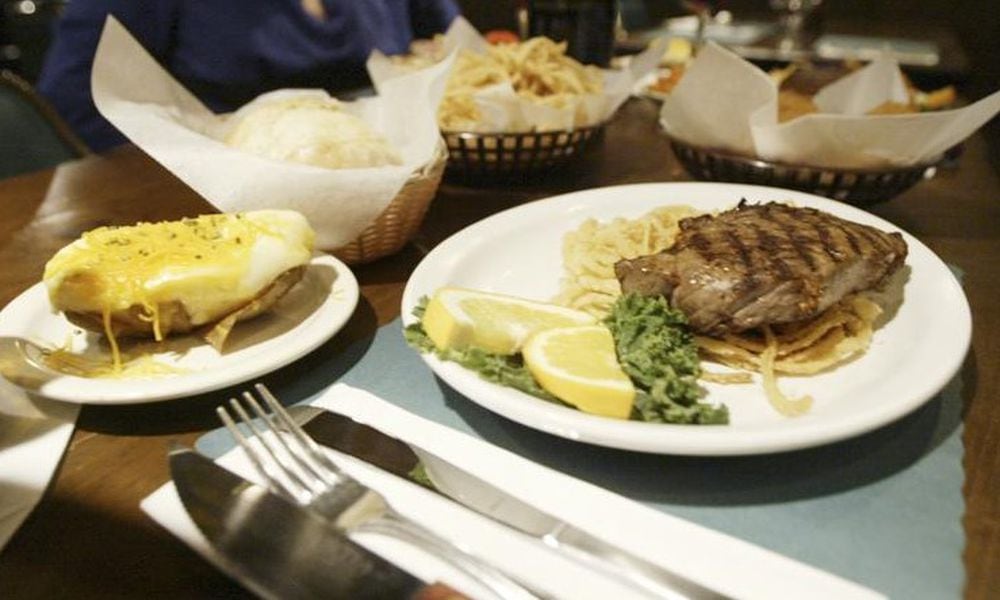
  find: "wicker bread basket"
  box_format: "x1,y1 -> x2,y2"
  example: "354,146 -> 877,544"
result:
329,141 -> 448,264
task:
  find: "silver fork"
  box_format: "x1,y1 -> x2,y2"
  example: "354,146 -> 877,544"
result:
219,383 -> 538,600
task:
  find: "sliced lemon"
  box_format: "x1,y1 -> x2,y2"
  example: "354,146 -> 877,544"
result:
422,287 -> 596,354
523,325 -> 635,419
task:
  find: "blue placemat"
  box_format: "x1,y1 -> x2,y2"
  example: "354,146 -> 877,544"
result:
198,319 -> 964,599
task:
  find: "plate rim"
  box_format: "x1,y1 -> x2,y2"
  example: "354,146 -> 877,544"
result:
401,181 -> 972,455
0,253 -> 359,405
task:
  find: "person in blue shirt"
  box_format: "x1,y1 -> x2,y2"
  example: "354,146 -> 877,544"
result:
37,0 -> 460,152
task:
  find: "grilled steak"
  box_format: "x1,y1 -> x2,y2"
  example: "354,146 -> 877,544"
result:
614,202 -> 907,335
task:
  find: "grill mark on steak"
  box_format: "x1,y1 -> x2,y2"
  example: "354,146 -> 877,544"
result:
686,229 -> 712,255
813,220 -> 840,261
723,228 -> 753,268
795,211 -> 831,262
841,222 -> 864,256
824,221 -> 853,261
792,207 -> 841,271
726,228 -> 760,299
751,223 -> 796,281
842,218 -> 874,251
614,202 -> 908,335
772,208 -> 819,272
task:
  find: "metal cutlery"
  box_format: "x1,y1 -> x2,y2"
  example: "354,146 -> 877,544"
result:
219,384 -> 538,600
288,404 -> 723,600
169,445 -> 458,600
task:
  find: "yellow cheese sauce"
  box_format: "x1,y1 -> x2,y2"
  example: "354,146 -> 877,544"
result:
45,214 -> 269,315
42,345 -> 187,379
42,211 -> 315,373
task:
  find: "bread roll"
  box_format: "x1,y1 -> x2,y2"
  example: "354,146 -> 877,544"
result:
225,96 -> 402,169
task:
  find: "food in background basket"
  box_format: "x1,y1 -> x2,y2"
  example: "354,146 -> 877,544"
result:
774,63 -> 957,122
378,16 -> 664,138
390,34 -> 448,71
658,42 -> 1000,173
651,59 -> 956,123
43,210 -> 315,372
438,36 -> 604,131
556,201 -> 903,418
225,96 -> 402,169
645,65 -> 686,96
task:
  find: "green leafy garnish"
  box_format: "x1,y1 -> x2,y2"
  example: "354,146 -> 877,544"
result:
605,294 -> 728,424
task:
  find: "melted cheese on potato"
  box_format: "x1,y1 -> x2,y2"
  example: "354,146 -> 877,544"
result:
43,210 -> 315,337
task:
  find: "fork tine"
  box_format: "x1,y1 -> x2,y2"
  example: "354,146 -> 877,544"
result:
217,403 -> 301,502
254,383 -> 345,478
220,396 -> 317,504
242,388 -> 341,489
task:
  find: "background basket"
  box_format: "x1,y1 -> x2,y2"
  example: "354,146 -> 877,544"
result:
329,142 -> 447,265
668,137 -> 937,206
443,125 -> 603,181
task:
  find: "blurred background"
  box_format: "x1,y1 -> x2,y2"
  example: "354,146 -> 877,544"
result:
3,0 -> 996,167
468,0 -> 999,170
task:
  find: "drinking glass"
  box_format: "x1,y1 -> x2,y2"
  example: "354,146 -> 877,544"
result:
769,0 -> 824,54
525,0 -> 618,67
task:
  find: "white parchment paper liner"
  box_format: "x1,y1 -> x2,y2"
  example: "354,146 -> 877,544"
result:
92,16 -> 452,250
368,16 -> 666,132
660,42 -> 1000,169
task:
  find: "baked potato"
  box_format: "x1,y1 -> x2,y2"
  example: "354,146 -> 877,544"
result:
43,210 -> 315,355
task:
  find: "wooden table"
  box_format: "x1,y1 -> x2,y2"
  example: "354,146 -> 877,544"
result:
0,99 -> 996,598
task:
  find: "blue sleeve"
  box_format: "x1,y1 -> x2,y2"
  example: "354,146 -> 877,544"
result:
36,0 -> 179,152
408,0 -> 460,39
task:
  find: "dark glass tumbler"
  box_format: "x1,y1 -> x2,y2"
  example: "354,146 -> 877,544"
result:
527,0 -> 616,67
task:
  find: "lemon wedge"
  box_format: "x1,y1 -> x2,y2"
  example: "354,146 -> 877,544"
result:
421,287 -> 596,354
523,325 -> 635,419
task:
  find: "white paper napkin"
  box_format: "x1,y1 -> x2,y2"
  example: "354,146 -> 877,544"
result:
0,378 -> 78,551
91,16 -> 451,251
660,42 -> 1000,169
142,384 -> 882,599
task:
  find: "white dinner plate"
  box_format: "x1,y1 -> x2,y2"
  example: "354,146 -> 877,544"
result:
401,182 -> 971,455
0,254 -> 358,404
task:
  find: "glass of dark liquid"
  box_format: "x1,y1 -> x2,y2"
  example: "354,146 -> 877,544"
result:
525,0 -> 617,67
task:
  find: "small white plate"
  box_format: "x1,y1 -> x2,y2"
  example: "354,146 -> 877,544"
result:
401,182 -> 971,455
0,254 -> 358,404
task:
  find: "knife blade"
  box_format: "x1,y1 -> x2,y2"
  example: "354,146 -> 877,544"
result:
291,406 -> 723,600
169,445 -> 463,600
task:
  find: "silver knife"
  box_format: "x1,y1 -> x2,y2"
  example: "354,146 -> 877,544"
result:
169,445 -> 464,600
290,406 -> 725,600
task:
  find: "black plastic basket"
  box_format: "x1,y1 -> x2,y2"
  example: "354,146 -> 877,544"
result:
668,137 -> 937,206
443,125 -> 604,182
